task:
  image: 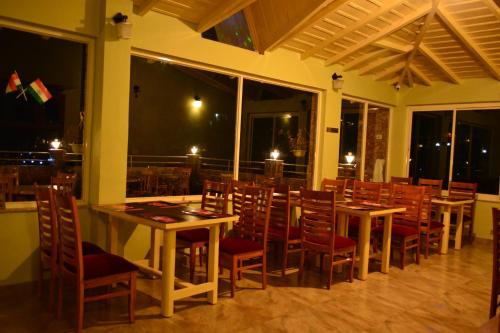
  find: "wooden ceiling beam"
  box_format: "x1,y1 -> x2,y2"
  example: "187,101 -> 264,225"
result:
343,49 -> 387,71
373,39 -> 412,53
437,5 -> 500,80
358,53 -> 405,75
243,7 -> 262,53
134,0 -> 161,16
302,0 -> 401,60
325,3 -> 432,66
418,43 -> 461,84
410,64 -> 433,86
398,0 -> 440,87
196,0 -> 257,33
374,62 -> 406,81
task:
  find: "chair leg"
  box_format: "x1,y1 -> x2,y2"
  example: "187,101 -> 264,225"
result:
349,249 -> 355,283
262,253 -> 267,290
189,245 -> 196,282
327,256 -> 334,290
129,273 -> 137,323
230,256 -> 237,298
282,242 -> 288,277
424,233 -> 429,259
49,267 -> 57,312
319,253 -> 324,273
38,263 -> 43,298
76,284 -> 84,333
298,249 -> 305,283
199,247 -> 203,267
400,241 -> 406,270
490,290 -> 498,319
416,240 -> 421,265
238,259 -> 242,280
57,275 -> 63,319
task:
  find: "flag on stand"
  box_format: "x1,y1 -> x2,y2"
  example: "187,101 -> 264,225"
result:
27,79 -> 52,104
5,71 -> 23,93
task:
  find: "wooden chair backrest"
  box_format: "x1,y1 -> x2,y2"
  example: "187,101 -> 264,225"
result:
390,184 -> 424,228
201,180 -> 230,215
34,185 -> 58,263
0,175 -> 9,208
269,184 -> 291,239
175,167 -> 192,195
336,177 -> 354,199
419,185 -> 434,230
300,189 -> 336,254
231,179 -> 254,216
51,172 -> 77,196
255,174 -> 278,188
449,181 -> 477,218
418,178 -> 443,197
54,191 -> 83,282
390,176 -> 413,184
236,186 -> 273,247
492,208 -> 500,302
321,178 -> 346,198
353,180 -> 382,203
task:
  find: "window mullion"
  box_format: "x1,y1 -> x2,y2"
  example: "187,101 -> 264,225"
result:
233,76 -> 244,180
360,102 -> 368,181
448,109 -> 457,190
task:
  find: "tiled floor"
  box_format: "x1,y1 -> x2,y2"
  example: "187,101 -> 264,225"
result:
0,241 -> 493,332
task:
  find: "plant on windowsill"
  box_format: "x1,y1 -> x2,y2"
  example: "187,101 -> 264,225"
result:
288,129 -> 308,158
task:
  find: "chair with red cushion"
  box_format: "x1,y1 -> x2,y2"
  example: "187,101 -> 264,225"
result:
176,180 -> 230,281
54,192 -> 137,333
449,181 -> 477,243
220,185 -> 273,297
419,186 -> 443,258
490,208 -> 500,318
389,184 -> 424,269
321,178 -> 346,200
298,189 -> 356,289
268,184 -> 301,276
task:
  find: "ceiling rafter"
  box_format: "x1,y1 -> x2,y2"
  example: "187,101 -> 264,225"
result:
243,7 -> 262,53
398,0 -> 440,87
301,0 -> 402,60
374,62 -> 406,80
266,0 -> 351,52
134,0 -> 161,16
418,43 -> 461,83
373,39 -> 412,53
325,3 -> 433,66
436,5 -> 500,80
196,0 -> 257,33
410,64 -> 433,86
343,49 -> 387,70
358,53 -> 406,75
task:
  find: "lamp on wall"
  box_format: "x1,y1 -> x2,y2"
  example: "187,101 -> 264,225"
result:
192,95 -> 202,108
113,12 -> 132,40
332,72 -> 344,90
345,152 -> 355,164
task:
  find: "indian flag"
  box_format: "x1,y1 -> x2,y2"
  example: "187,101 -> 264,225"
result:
28,79 -> 52,104
5,72 -> 22,93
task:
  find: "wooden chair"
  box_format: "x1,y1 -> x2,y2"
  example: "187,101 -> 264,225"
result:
34,185 -> 105,312
298,189 -> 356,289
0,166 -> 19,201
255,174 -> 278,188
388,184 -> 424,269
176,180 -> 230,282
231,179 -> 254,216
337,177 -> 354,200
419,185 -> 443,259
490,208 -> 500,318
51,172 -> 77,195
174,167 -> 192,195
267,184 -> 301,276
390,176 -> 413,184
418,178 -> 443,197
0,175 -> 9,208
220,185 -> 273,297
449,181 -> 477,242
54,192 -> 137,333
321,178 -> 346,200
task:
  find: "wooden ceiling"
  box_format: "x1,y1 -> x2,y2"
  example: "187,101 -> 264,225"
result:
133,0 -> 500,87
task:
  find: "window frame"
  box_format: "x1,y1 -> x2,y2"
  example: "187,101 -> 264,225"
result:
405,102 -> 500,201
0,18 -> 95,209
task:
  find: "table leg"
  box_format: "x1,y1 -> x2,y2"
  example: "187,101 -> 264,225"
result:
440,206 -> 451,254
107,216 -> 118,255
381,214 -> 393,274
149,228 -> 161,270
454,204 -> 464,250
161,230 -> 176,317
337,213 -> 347,237
357,216 -> 371,280
207,224 -> 220,304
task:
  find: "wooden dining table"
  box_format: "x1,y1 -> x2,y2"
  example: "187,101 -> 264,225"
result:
336,202 -> 406,280
92,200 -> 239,317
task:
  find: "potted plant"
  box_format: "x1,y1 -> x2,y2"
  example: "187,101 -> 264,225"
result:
288,129 -> 308,158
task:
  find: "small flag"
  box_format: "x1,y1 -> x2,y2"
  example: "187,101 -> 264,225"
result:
27,79 -> 52,104
5,71 -> 22,94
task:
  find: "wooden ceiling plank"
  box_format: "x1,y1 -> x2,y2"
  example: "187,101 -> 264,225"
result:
243,7 -> 262,53
302,0 -> 402,60
410,64 -> 433,86
437,5 -> 500,80
343,49 -> 387,70
325,3 -> 433,66
135,0 -> 162,16
373,39 -> 413,53
196,0 -> 257,33
266,0 -> 351,51
419,43 -> 461,83
407,70 -> 414,87
480,0 -> 500,21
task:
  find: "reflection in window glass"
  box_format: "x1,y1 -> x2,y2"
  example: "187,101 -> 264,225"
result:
364,106 -> 389,182
128,56 -> 237,196
338,100 -> 363,179
0,27 -> 87,201
409,111 -> 452,188
239,79 -> 316,189
453,110 -> 500,194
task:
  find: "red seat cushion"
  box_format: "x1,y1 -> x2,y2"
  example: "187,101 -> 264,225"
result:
220,238 -> 263,255
430,221 -> 443,230
82,241 -> 106,255
289,226 -> 300,240
306,234 -> 356,250
392,225 -> 418,237
83,253 -> 137,280
177,228 -> 209,243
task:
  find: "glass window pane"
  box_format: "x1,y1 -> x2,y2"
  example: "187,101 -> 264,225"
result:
453,109 -> 500,194
409,111 -> 452,188
239,79 -> 316,189
0,27 -> 86,201
364,105 -> 390,182
128,56 -> 237,196
338,99 -> 364,179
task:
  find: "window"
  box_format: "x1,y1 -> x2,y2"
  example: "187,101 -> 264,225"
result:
338,98 -> 391,181
408,105 -> 500,196
0,27 -> 88,201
